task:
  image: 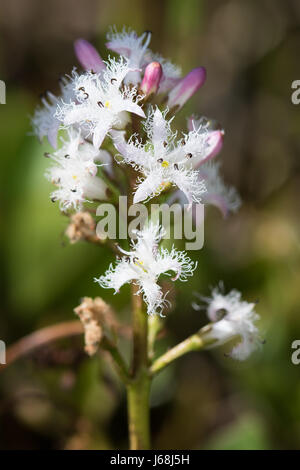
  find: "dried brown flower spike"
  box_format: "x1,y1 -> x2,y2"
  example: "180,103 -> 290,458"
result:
74,296 -> 113,356
65,211 -> 97,244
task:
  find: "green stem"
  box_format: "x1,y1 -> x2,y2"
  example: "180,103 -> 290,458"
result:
148,315 -> 163,362
127,283 -> 151,450
150,332 -> 205,376
127,373 -> 151,450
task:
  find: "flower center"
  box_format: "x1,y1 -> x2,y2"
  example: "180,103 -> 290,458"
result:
161,160 -> 169,168
104,100 -> 111,109
134,258 -> 148,273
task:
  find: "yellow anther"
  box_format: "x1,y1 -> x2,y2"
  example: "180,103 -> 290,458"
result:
161,160 -> 169,168
104,100 -> 111,109
72,175 -> 78,180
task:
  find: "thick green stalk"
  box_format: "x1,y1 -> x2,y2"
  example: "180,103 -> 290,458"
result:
127,283 -> 151,450
126,372 -> 151,450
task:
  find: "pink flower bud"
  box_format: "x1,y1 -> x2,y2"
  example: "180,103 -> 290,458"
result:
203,130 -> 224,162
140,62 -> 163,97
167,67 -> 206,110
74,39 -> 105,73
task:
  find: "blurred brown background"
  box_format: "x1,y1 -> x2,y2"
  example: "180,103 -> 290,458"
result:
1,0 -> 300,450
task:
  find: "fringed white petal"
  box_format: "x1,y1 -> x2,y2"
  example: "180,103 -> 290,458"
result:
199,162 -> 241,217
133,171 -> 164,203
95,258 -> 137,293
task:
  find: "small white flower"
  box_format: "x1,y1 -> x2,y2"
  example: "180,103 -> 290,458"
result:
171,161 -> 241,217
32,76 -> 75,148
46,128 -> 108,211
188,118 -> 240,216
113,107 -> 215,207
95,223 -> 197,315
106,27 -> 151,85
199,162 -> 241,217
106,27 -> 181,90
195,285 -> 261,360
56,57 -> 145,149
166,117 -> 239,216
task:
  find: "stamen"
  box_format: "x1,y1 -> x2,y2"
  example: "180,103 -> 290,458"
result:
174,163 -> 179,170
111,78 -> 117,84
97,101 -> 104,107
215,308 -> 227,321
185,153 -> 192,159
157,158 -> 169,168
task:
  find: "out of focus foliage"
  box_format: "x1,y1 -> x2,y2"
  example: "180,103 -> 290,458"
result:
1,0 -> 300,449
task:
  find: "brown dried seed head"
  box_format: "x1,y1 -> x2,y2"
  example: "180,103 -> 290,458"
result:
74,297 -> 117,356
65,211 -> 96,244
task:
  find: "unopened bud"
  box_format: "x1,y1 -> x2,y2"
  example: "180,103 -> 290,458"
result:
167,67 -> 206,110
74,39 -> 105,73
140,62 -> 163,97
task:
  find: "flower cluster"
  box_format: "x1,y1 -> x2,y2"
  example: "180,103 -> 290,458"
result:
33,26 -> 261,360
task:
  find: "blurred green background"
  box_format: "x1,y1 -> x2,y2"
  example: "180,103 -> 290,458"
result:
1,0 -> 300,450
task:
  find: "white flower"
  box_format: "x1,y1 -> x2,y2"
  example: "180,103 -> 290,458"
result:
56,57 -> 145,149
32,75 -> 75,148
95,223 -> 197,315
195,286 -> 261,360
113,107 -> 215,207
46,128 -> 108,211
106,27 -> 181,90
168,116 -> 239,216
171,161 -> 241,217
106,27 -> 151,85
199,162 -> 241,217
